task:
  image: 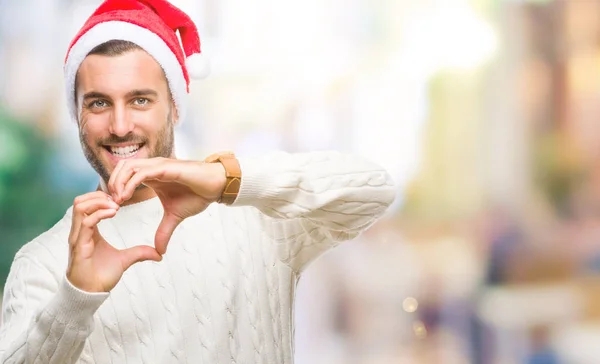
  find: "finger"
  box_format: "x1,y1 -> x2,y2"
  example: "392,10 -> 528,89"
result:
108,160 -> 127,200
119,245 -> 163,270
112,159 -> 152,203
73,191 -> 112,207
74,196 -> 119,218
121,164 -> 168,202
110,160 -> 140,203
155,212 -> 183,255
71,195 -> 118,245
73,208 -> 117,258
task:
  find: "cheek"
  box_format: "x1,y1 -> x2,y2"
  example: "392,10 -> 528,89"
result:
140,111 -> 171,135
80,116 -> 108,145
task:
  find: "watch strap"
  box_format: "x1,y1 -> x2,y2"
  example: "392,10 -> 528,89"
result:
204,152 -> 241,205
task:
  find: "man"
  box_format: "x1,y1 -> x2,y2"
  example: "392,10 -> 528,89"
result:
0,0 -> 396,363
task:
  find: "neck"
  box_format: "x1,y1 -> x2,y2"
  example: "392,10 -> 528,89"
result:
97,179 -> 157,206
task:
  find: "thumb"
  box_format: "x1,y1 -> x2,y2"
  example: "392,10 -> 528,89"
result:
120,245 -> 162,270
155,212 -> 183,255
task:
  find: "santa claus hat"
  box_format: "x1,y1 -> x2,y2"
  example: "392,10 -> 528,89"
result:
64,0 -> 209,123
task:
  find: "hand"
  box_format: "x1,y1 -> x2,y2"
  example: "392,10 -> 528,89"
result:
67,191 -> 162,293
108,157 -> 226,254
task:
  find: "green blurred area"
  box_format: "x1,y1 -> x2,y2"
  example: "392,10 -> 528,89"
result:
0,108 -> 76,284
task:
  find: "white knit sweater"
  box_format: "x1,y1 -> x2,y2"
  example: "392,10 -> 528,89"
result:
0,151 -> 395,364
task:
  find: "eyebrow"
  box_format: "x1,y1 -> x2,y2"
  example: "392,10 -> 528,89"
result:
82,91 -> 109,101
125,89 -> 158,98
82,89 -> 158,101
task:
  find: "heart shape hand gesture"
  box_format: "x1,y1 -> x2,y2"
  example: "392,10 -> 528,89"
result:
67,158 -> 226,292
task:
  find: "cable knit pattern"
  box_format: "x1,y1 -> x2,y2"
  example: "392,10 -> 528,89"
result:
113,220 -> 156,364
119,274 -> 154,363
236,212 -> 264,364
177,222 -> 216,364
263,230 -> 284,364
97,303 -> 126,362
152,253 -> 186,362
214,213 -> 239,363
0,150 -> 395,364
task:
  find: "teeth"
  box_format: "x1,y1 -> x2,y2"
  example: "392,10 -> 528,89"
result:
110,144 -> 141,158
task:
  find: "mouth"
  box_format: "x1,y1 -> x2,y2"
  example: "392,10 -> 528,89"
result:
103,143 -> 145,159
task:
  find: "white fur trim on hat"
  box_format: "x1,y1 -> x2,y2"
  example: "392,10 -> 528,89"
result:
64,21 -> 188,123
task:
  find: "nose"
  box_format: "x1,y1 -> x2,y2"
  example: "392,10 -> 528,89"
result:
108,104 -> 134,137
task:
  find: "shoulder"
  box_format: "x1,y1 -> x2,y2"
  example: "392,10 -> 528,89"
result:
13,208 -> 72,274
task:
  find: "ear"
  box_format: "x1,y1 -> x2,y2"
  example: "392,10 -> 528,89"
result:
74,73 -> 85,126
76,100 -> 84,128
171,100 -> 179,125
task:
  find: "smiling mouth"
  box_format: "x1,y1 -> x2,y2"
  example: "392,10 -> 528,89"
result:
104,143 -> 144,158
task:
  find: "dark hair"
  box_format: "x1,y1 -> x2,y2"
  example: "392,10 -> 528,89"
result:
87,39 -> 142,56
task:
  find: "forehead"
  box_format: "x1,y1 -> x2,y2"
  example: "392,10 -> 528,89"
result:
77,50 -> 168,94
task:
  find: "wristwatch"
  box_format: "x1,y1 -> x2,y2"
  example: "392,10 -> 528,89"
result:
203,151 -> 241,205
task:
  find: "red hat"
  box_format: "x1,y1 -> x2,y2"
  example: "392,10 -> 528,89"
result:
64,0 -> 209,123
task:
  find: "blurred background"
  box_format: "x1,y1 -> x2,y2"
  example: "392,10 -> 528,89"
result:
2,0 -> 600,362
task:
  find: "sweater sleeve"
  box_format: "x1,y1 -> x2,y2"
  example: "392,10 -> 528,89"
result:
232,150 -> 396,272
0,254 -> 108,364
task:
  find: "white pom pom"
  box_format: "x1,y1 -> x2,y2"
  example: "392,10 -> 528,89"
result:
186,53 -> 210,79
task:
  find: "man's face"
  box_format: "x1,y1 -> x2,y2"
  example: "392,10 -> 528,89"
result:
76,49 -> 176,185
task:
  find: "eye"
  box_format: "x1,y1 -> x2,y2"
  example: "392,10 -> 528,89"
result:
89,100 -> 108,108
133,98 -> 149,106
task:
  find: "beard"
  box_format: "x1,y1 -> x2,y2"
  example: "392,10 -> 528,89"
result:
79,109 -> 175,187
